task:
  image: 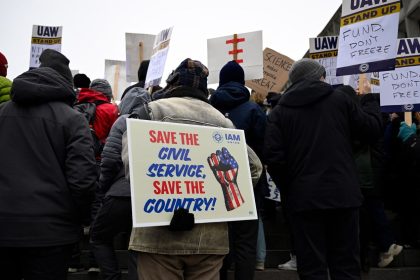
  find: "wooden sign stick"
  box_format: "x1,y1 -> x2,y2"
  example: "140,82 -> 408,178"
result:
113,64 -> 120,101
233,34 -> 238,61
358,74 -> 367,95
404,112 -> 412,126
139,42 -> 144,63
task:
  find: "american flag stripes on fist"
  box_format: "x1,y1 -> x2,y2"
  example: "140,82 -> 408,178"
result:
207,147 -> 244,211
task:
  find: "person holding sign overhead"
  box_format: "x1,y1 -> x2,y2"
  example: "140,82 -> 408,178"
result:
264,58 -> 382,280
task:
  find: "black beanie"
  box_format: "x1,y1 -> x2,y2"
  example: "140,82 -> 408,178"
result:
138,60 -> 150,82
219,60 -> 245,86
39,49 -> 73,84
73,73 -> 91,88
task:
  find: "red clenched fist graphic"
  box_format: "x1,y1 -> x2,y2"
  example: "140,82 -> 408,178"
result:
207,147 -> 244,211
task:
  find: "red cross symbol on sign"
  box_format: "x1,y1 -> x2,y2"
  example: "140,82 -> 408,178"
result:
226,34 -> 245,63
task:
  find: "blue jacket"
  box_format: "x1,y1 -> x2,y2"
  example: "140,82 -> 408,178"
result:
210,82 -> 266,160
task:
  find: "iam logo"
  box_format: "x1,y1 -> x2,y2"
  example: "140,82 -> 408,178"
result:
212,131 -> 224,143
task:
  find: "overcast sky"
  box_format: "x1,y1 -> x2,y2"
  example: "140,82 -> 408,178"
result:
1,0 -> 342,83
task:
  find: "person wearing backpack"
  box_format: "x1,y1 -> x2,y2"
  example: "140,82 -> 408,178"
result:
75,79 -> 119,162
90,86 -> 151,280
72,79 -> 119,273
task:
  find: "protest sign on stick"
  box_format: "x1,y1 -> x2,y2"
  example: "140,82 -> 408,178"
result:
125,33 -> 155,83
126,119 -> 258,227
105,60 -> 131,101
343,72 -> 380,93
310,36 -> 343,86
30,25 -> 62,68
144,27 -> 173,89
245,48 -> 293,97
379,38 -> 420,114
336,0 -> 400,75
207,31 -> 263,85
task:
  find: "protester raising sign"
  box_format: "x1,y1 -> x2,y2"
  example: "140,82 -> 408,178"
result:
207,31 -> 263,84
310,36 -> 343,86
30,25 -> 62,68
145,27 -> 173,89
126,119 -> 257,227
379,38 -> 420,112
336,0 -> 400,75
245,48 -> 293,96
125,33 -> 155,83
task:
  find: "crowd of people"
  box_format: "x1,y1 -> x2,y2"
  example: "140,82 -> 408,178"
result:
0,49 -> 419,280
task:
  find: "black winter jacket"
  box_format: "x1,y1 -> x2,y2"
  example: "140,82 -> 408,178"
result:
264,80 -> 382,212
0,67 -> 97,247
99,87 -> 151,197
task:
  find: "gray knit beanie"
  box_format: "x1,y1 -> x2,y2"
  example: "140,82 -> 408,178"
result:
90,79 -> 113,100
288,58 -> 326,84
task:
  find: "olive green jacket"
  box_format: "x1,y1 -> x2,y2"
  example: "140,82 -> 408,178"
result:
0,76 -> 12,104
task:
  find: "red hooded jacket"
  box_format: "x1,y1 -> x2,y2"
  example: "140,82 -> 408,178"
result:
77,88 -> 119,143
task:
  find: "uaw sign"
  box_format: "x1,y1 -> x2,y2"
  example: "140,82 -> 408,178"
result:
310,36 -> 343,86
145,27 -> 173,89
207,31 -> 263,84
30,25 -> 62,68
380,38 -> 420,112
336,0 -> 400,75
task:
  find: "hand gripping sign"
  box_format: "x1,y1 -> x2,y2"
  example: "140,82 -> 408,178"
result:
207,147 -> 244,211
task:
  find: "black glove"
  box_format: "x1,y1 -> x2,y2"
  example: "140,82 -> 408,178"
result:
169,208 -> 195,231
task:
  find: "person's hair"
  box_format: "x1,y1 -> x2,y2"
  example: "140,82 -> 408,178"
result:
250,90 -> 265,105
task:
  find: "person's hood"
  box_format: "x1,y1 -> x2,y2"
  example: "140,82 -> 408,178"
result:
119,86 -> 151,115
10,67 -> 75,105
77,88 -> 109,103
280,79 -> 333,107
210,81 -> 250,110
152,85 -> 209,103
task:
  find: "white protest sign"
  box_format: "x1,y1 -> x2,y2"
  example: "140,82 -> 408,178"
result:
127,119 -> 257,227
105,60 -> 131,101
336,0 -> 400,75
145,27 -> 173,89
125,33 -> 155,83
245,48 -> 293,96
380,38 -> 420,112
207,31 -> 263,84
310,36 -> 343,86
71,70 -> 79,77
30,25 -> 62,68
